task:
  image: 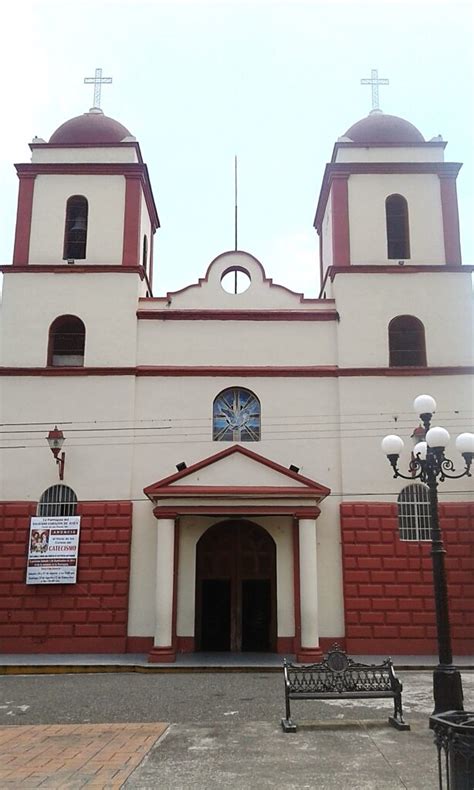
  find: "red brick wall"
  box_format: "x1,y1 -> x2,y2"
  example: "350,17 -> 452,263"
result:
341,502 -> 474,655
0,501 -> 133,653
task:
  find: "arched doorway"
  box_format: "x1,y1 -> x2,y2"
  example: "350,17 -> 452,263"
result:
195,520 -> 277,652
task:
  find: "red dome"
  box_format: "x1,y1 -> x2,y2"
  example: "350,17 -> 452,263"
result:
49,109 -> 132,144
344,112 -> 424,144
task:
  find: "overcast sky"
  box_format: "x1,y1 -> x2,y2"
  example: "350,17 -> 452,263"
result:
0,0 -> 472,296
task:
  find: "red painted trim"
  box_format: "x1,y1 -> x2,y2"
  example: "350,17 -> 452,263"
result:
0,638 -> 128,654
331,175 -> 350,266
0,265 -> 146,278
12,174 -> 36,266
148,229 -> 155,295
296,647 -> 324,663
151,486 -> 324,498
1,365 -> 472,378
144,444 -> 330,497
136,309 -> 338,322
153,506 -> 321,517
292,519 -> 302,657
147,646 -> 177,663
439,175 -> 462,265
122,176 -> 141,266
126,636 -> 154,653
277,637 -> 296,654
314,162 -> 462,231
177,636 -> 195,653
15,162 -> 159,230
171,518 -> 180,653
327,265 -> 472,279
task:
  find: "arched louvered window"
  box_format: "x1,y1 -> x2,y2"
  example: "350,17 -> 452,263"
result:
389,315 -> 426,367
386,194 -> 410,260
213,388 -> 261,442
37,485 -> 78,517
397,484 -> 431,541
48,315 -> 86,367
63,195 -> 88,260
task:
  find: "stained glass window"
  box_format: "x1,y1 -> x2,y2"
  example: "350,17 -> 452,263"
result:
213,388 -> 261,442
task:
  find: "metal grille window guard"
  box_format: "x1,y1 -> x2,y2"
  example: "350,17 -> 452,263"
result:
398,483 -> 431,541
37,485 -> 77,517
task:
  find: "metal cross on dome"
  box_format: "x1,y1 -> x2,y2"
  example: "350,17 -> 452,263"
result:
84,68 -> 112,110
360,69 -> 389,111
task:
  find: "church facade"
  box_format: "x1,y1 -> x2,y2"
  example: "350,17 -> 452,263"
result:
0,103 -> 472,660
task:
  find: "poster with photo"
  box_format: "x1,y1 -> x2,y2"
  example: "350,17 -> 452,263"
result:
26,516 -> 81,584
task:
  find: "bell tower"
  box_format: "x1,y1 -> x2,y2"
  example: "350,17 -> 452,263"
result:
314,110 -> 462,292
11,106 -> 159,290
2,104 -> 160,369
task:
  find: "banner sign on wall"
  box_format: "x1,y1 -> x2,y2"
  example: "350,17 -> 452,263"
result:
26,516 -> 81,585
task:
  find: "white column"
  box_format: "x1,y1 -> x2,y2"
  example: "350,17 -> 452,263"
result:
298,518 -> 320,649
153,518 -> 175,647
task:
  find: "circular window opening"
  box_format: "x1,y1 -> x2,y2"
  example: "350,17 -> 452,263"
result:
220,267 -> 251,294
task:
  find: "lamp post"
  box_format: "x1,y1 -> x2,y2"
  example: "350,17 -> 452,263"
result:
382,394 -> 474,716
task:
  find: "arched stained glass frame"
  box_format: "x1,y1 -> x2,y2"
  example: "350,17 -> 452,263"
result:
213,388 -> 261,442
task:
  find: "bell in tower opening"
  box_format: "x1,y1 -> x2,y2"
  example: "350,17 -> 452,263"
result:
64,195 -> 88,260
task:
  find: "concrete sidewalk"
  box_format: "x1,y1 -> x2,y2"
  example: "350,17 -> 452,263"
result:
2,651 -> 474,673
0,717 -> 441,789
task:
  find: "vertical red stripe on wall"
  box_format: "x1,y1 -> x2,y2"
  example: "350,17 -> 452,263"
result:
122,176 -> 142,266
331,175 -> 350,267
340,501 -> 474,655
12,175 -> 36,266
439,175 -> 462,265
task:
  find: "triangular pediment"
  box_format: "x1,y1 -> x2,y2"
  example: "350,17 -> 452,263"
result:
144,445 -> 330,501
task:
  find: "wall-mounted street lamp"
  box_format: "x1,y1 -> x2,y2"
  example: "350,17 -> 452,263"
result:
382,394 -> 474,717
46,426 -> 66,480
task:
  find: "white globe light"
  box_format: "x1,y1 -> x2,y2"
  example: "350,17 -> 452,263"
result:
455,433 -> 474,455
413,441 -> 427,460
426,426 -> 450,449
413,394 -> 436,416
381,435 -> 404,456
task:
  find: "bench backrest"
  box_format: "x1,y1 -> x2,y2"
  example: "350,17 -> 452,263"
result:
284,645 -> 398,694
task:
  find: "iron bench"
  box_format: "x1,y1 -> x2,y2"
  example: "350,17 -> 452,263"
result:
281,644 -> 410,732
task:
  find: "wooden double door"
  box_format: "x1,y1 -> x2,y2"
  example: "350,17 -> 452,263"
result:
195,520 -> 277,652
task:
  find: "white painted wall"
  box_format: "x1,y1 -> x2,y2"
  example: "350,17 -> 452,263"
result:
31,146 -> 140,164
348,174 -> 445,264
335,145 -> 445,164
0,273 -> 141,367
333,271 -> 473,367
137,319 -> 337,366
29,175 -> 126,264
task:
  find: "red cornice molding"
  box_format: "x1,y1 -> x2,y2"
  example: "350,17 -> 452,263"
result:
1,365 -> 472,378
152,505 -> 321,517
0,265 -> 146,278
314,161 -> 462,231
15,162 -> 160,230
136,309 -> 338,322
150,486 -> 323,498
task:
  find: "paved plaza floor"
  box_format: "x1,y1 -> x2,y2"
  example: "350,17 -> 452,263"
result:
0,658 -> 472,788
